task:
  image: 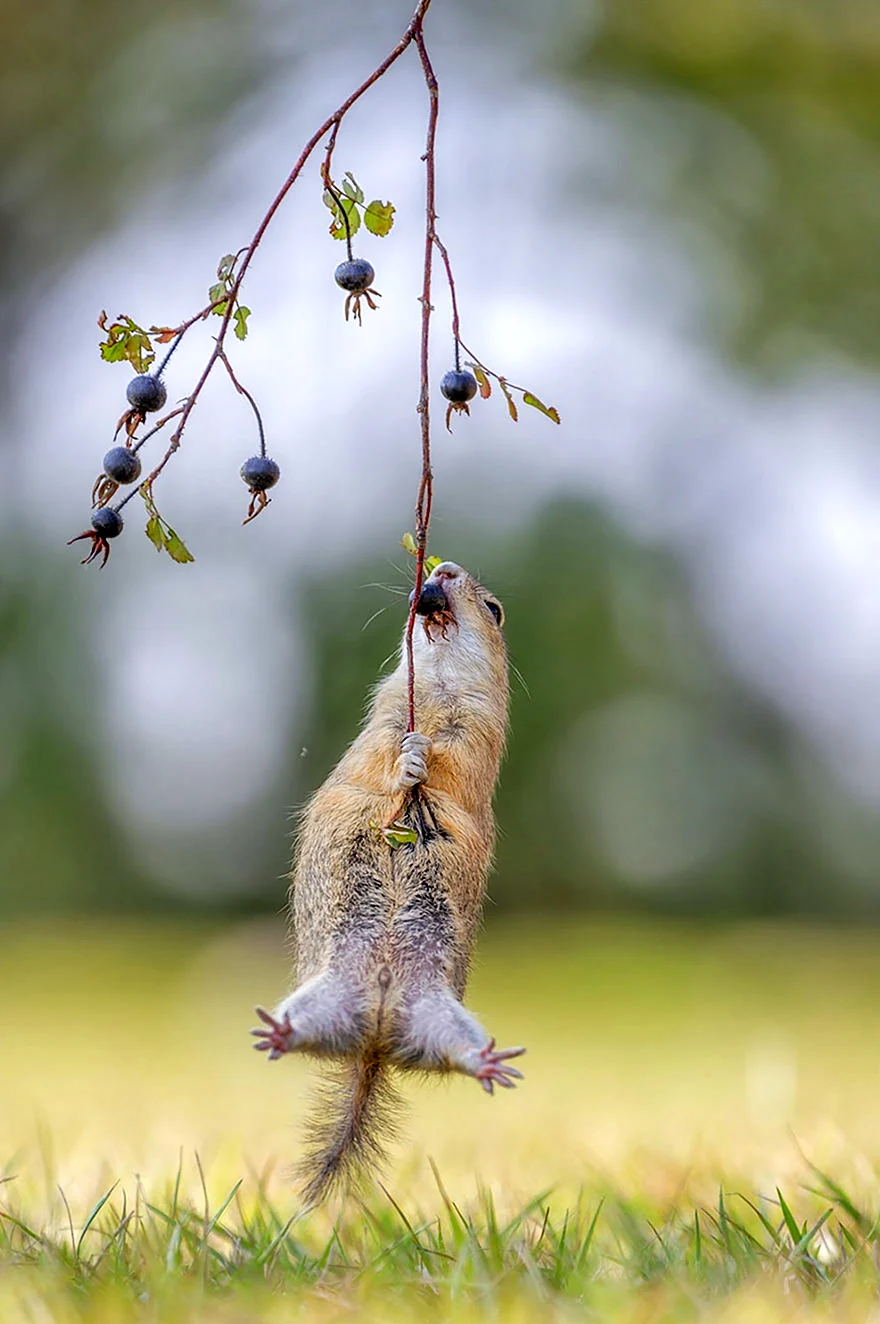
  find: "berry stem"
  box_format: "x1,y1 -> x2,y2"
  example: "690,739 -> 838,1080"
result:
321,161 -> 354,263
218,347 -> 268,458
155,331 -> 184,379
130,405 -> 187,456
433,233 -> 462,372
404,24 -> 439,737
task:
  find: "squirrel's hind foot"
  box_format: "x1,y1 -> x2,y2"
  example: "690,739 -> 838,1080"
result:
471,1039 -> 526,1095
251,1007 -> 294,1060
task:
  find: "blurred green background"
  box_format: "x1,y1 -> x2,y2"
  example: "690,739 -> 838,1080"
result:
4,0 -> 880,924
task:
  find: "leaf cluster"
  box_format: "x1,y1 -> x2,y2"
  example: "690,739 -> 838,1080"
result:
468,361 -> 561,425
97,312 -> 157,374
208,252 -> 251,341
323,172 -> 396,241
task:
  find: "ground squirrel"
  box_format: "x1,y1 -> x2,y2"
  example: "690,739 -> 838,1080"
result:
252,561 -> 524,1203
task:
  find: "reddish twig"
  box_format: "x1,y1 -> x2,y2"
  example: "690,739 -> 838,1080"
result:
217,346 -> 268,457
433,233 -> 462,371
140,0 -> 435,497
404,26 -> 439,736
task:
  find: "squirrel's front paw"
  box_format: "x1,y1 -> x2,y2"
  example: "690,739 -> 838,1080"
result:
397,731 -> 432,789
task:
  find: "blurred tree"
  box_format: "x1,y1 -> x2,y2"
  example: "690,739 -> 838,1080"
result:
559,0 -> 880,370
0,0 -> 265,354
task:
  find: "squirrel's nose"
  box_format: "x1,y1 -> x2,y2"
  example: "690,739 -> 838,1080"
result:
428,562 -> 462,583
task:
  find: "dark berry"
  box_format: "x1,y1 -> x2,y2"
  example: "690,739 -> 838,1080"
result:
92,507 -> 124,539
126,374 -> 167,413
103,445 -> 142,485
415,581 -> 449,616
440,369 -> 478,404
240,456 -> 280,492
334,259 -> 375,292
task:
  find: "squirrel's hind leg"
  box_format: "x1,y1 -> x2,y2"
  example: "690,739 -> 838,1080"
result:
252,974 -> 367,1061
391,990 -> 525,1094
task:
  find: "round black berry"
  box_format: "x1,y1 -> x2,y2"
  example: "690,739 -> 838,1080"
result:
91,507 -> 124,539
240,456 -> 280,492
334,259 -> 375,293
126,374 -> 167,413
415,581 -> 449,616
103,445 -> 142,485
440,369 -> 478,404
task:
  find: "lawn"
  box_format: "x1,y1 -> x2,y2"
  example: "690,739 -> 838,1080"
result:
3,917 -> 880,1320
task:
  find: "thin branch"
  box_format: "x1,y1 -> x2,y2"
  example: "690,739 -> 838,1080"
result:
404,24 -> 439,736
433,233 -> 461,372
217,347 -> 268,458
141,0 -> 435,496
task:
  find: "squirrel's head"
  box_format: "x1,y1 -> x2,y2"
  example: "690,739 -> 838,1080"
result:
409,561 -> 508,691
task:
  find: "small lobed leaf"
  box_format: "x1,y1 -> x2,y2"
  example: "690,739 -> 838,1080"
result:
98,313 -> 155,373
164,530 -> 195,564
383,820 -> 418,848
329,196 -> 361,241
217,253 -> 236,280
233,306 -> 251,341
145,515 -> 164,552
342,172 -> 364,204
424,555 -> 443,575
99,340 -> 129,365
522,391 -> 561,424
363,200 -> 395,237
151,326 -> 179,344
400,532 -> 418,556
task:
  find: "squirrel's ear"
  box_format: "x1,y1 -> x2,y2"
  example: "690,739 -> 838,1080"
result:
484,597 -> 504,628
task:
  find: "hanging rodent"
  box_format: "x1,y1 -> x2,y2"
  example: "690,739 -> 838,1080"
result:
252,561 -> 524,1203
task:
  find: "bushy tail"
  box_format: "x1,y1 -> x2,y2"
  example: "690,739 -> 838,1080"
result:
297,1050 -> 402,1205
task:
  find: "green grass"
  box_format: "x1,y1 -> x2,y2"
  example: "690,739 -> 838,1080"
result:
3,1158 -> 880,1322
5,917 -> 880,1320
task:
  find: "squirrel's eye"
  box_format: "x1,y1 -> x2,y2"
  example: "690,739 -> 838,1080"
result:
484,598 -> 503,627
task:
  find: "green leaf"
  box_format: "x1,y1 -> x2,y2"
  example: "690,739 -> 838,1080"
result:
342,172 -> 364,204
145,515 -> 164,552
164,530 -> 195,564
522,391 -> 561,424
383,821 -> 418,848
425,555 -> 443,574
498,377 -> 519,423
364,200 -> 395,237
328,196 -> 361,241
233,306 -> 251,341
97,313 -> 155,373
400,532 -> 418,556
217,253 -> 236,280
208,281 -> 227,305
99,340 -> 128,364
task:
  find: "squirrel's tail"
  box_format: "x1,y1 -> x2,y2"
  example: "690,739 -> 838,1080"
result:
296,1049 -> 401,1205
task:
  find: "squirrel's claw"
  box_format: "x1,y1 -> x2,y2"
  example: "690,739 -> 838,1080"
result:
251,1007 -> 294,1060
397,731 -> 432,789
473,1038 -> 526,1094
